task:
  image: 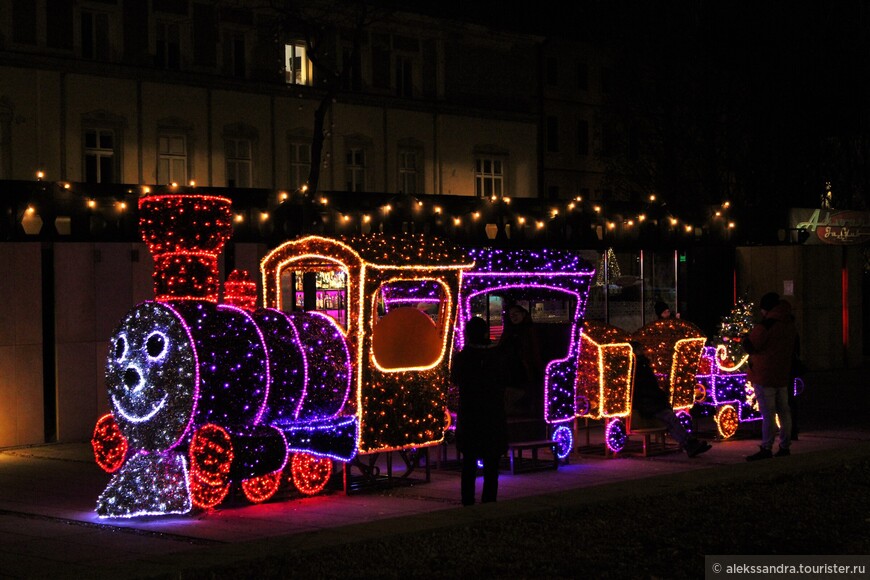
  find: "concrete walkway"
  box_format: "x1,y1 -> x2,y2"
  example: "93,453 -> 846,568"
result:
1,367 -> 867,578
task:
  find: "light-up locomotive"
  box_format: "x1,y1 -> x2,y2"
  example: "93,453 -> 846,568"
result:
92,192 -> 471,517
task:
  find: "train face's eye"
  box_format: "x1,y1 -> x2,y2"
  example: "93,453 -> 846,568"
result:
146,332 -> 168,360
114,336 -> 127,361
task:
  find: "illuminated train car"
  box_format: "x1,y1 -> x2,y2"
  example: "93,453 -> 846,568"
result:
455,247 -> 596,460
260,234 -> 473,457
575,319 -> 706,453
91,193 -> 472,518
693,345 -> 805,439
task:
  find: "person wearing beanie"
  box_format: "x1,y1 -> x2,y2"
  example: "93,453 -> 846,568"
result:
654,301 -> 672,320
742,292 -> 797,461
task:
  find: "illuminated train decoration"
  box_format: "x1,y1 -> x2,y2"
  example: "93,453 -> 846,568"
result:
693,344 -> 805,439
92,192 -> 472,517
575,318 -> 706,453
455,247 -> 597,460
91,192 -> 744,518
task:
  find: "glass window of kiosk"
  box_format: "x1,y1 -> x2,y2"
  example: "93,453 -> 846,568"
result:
279,266 -> 349,330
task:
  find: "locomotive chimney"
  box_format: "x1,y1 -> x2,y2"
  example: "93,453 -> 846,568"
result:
138,188 -> 233,303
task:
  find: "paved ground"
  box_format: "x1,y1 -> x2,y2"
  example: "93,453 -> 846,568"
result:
1,366 -> 867,579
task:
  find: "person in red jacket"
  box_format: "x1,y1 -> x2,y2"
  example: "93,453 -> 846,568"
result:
742,292 -> 798,461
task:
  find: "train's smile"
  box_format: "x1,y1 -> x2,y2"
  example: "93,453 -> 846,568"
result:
112,392 -> 169,423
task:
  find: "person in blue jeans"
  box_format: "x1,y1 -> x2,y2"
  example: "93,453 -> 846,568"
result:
742,292 -> 797,461
451,316 -> 508,505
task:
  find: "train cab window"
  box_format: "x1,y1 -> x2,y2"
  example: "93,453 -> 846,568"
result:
371,280 -> 446,370
279,267 -> 349,330
469,292 -> 576,360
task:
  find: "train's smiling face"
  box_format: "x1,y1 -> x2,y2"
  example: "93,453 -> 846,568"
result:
106,303 -> 198,452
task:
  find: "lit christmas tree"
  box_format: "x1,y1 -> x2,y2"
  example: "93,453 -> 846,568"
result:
712,297 -> 754,370
594,248 -> 622,287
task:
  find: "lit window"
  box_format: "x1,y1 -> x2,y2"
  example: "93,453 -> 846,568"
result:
474,156 -> 504,198
84,129 -> 115,184
398,149 -> 419,194
346,147 -> 366,192
289,141 -> 311,190
158,134 -> 187,184
284,42 -> 312,85
226,138 -> 252,188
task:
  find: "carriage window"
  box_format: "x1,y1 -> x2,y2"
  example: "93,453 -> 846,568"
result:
279,267 -> 348,329
376,280 -> 444,324
371,280 -> 446,370
469,293 -> 575,343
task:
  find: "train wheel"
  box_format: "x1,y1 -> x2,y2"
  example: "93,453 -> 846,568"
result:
91,413 -> 128,473
242,470 -> 283,503
189,424 -> 234,509
676,410 -> 694,434
714,405 -> 739,439
551,425 -> 573,460
605,418 -> 627,453
291,453 -> 333,495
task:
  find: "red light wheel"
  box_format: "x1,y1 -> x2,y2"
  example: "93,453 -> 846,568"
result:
91,413 -> 128,473
242,470 -> 283,503
715,405 -> 739,439
189,424 -> 234,509
290,453 -> 333,495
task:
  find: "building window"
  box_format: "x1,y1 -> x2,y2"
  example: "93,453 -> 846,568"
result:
546,57 -> 559,86
341,44 -> 362,91
600,124 -> 616,157
474,156 -> 504,198
398,148 -> 419,194
346,147 -> 366,192
546,116 -> 560,153
156,21 -> 181,70
577,120 -> 589,155
84,129 -> 116,183
46,0 -> 73,49
289,141 -> 311,190
224,31 -> 246,78
12,0 -> 37,45
577,61 -> 588,91
285,42 -> 312,85
158,134 -> 187,184
601,67 -> 614,94
0,102 -> 11,179
395,55 -> 413,98
81,10 -> 110,60
192,3 -> 217,67
225,138 -> 252,188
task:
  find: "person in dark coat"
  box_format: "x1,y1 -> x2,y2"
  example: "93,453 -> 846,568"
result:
742,292 -> 797,461
631,342 -> 711,457
451,316 -> 508,505
497,304 -> 544,417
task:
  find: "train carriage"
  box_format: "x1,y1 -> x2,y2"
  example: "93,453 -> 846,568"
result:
455,247 -> 596,460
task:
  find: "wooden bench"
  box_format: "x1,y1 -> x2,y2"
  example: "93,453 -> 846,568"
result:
625,410 -> 671,457
507,439 -> 559,474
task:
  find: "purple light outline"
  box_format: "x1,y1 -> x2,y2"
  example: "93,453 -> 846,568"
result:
308,310 -> 354,409
297,310 -> 353,420
278,416 -> 360,462
457,282 -> 590,425
160,302 -> 201,453
217,303 -> 272,425
269,310 -> 310,421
